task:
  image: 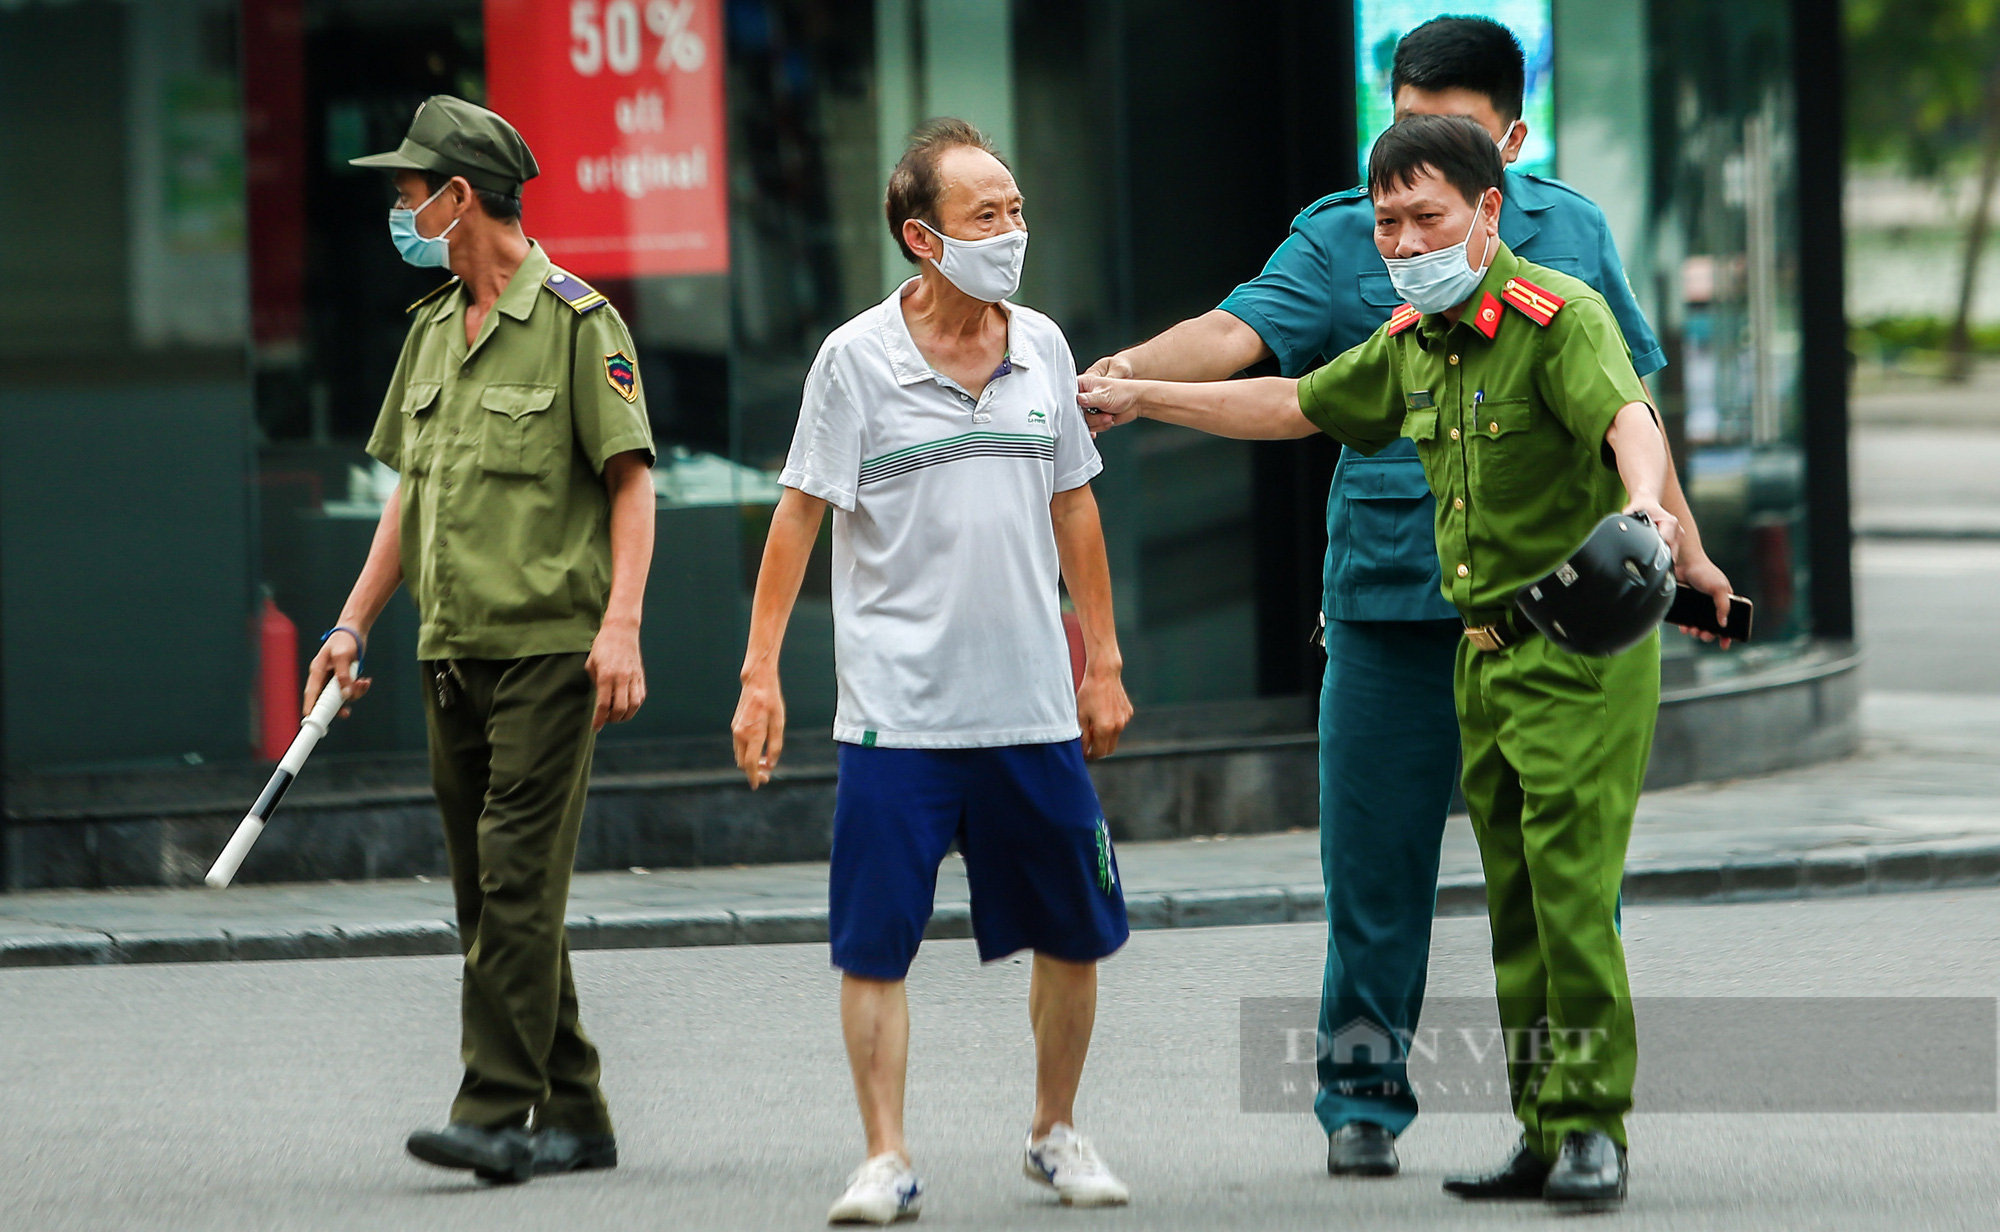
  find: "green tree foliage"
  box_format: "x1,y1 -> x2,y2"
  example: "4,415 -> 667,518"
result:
1847,0 -> 2000,378
1848,0 -> 2000,175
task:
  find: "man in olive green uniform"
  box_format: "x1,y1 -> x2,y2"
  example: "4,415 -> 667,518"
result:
1077,114 -> 1679,1207
306,97 -> 657,1185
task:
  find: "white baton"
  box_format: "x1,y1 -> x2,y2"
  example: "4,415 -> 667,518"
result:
204,677 -> 346,889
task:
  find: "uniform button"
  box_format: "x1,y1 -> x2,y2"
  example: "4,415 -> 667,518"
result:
1453,497 -> 1465,510
1489,421 -> 1500,433
1448,354 -> 1460,365
1457,564 -> 1470,578
1449,428 -> 1461,440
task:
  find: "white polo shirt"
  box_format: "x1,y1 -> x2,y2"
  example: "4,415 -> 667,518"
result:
780,279 -> 1103,748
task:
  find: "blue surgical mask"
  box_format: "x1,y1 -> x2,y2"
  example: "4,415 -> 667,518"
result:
388,183 -> 460,269
1383,192 -> 1494,315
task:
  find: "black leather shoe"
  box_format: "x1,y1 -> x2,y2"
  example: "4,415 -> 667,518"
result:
1543,1130 -> 1626,1207
1327,1122 -> 1399,1177
406,1123 -> 535,1184
1442,1137 -> 1550,1200
531,1128 -> 619,1176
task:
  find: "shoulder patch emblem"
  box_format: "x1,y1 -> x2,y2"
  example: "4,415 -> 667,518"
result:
1500,277 -> 1565,327
545,269 -> 609,314
406,279 -> 459,314
1385,304 -> 1422,336
604,351 -> 638,403
1472,292 -> 1504,340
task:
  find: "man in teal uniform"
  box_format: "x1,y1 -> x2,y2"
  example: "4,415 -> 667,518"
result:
1080,111 -> 1696,1209
1083,16 -> 1730,1177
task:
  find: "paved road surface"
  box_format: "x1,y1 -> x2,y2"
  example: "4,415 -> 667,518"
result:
5,887 -> 1997,1231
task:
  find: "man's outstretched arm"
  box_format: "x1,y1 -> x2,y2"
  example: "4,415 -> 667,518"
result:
731,487 -> 827,788
1085,309 -> 1271,384
1076,374 -> 1316,439
1050,484 -> 1132,760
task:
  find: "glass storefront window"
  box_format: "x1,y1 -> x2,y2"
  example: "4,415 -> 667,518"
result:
1648,0 -> 1812,675
0,0 -> 1836,776
0,0 -> 255,770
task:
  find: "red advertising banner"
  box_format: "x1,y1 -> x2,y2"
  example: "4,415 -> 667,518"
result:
485,0 -> 730,278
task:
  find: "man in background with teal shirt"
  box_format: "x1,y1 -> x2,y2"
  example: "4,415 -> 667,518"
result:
1084,16 -> 1731,1177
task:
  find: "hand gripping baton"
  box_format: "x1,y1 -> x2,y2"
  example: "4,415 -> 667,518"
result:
205,677 -> 346,888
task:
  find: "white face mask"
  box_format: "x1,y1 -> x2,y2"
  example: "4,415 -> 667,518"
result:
1496,119 -> 1520,157
1383,191 -> 1494,315
913,219 -> 1027,302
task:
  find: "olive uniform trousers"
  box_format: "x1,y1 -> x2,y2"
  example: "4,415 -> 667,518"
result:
424,652 -> 613,1135
1456,629 -> 1658,1159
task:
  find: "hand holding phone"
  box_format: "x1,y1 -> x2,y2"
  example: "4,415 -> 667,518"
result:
1666,588 -> 1754,643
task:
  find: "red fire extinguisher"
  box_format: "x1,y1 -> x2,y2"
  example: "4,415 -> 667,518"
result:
256,592 -> 300,763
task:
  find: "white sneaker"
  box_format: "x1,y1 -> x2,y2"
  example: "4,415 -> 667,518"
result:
828,1152 -> 924,1225
1023,1123 -> 1130,1207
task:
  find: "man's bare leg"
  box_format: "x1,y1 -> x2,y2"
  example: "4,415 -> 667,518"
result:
1029,954 -> 1097,1136
841,973 -> 911,1160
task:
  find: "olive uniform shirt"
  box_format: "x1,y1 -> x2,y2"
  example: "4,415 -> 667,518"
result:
1294,243 -> 1647,624
366,241 -> 656,660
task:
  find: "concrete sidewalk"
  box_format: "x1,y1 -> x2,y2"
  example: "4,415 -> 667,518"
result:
4,690 -> 1998,968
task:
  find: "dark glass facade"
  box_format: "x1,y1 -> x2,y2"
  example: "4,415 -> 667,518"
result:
0,0 -> 1844,777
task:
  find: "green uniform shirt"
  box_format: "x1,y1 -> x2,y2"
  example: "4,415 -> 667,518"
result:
1295,242 -> 1648,622
366,241 -> 656,660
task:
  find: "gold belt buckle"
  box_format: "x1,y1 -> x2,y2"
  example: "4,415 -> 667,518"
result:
1464,624 -> 1504,653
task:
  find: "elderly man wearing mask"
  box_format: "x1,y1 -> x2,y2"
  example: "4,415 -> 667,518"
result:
731,118 -> 1135,1226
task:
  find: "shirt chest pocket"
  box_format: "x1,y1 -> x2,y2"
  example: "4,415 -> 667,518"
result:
1399,408 -> 1438,464
400,382 -> 441,475
1469,397 -> 1543,502
478,383 -> 560,477
1337,457 -> 1436,590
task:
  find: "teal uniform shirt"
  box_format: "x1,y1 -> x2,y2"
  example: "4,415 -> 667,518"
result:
1217,169 -> 1665,622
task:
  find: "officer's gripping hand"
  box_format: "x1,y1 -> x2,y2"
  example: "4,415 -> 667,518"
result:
731,666 -> 786,790
1076,663 -> 1133,761
587,618 -> 647,730
1077,373 -> 1141,435
1623,500 -> 1682,560
1675,552 -> 1737,648
303,632 -> 369,720
1080,356 -> 1135,436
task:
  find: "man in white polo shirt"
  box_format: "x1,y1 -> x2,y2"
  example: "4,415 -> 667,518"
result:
731,118 -> 1134,1225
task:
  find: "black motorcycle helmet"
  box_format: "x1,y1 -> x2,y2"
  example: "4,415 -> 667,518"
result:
1515,512 -> 1676,656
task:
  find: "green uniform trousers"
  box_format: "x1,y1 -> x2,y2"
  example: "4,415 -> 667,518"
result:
423,652 -> 613,1135
1455,629 -> 1658,1158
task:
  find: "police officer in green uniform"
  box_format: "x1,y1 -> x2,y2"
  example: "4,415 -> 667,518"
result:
306,96 -> 658,1185
1081,18 -> 1730,1182
1078,114 -> 1710,1208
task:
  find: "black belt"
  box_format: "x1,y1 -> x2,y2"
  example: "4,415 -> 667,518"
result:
1462,606 -> 1538,653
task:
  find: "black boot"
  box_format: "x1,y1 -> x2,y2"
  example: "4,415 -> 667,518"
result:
1327,1122 -> 1399,1177
531,1128 -> 619,1176
1442,1137 -> 1550,1200
1543,1130 -> 1626,1207
406,1123 -> 535,1184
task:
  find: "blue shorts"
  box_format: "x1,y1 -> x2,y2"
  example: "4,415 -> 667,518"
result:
828,740 -> 1130,980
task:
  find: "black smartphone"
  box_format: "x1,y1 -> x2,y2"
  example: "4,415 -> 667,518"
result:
1666,589 -> 1754,642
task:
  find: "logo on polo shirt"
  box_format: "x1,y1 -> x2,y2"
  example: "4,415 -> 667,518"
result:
1027,408 -> 1047,423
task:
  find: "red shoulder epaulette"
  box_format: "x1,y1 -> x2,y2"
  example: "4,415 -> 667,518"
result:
1385,304 -> 1422,336
1500,276 -> 1565,326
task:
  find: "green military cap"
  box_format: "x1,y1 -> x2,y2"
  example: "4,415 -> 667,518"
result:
350,95 -> 539,197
